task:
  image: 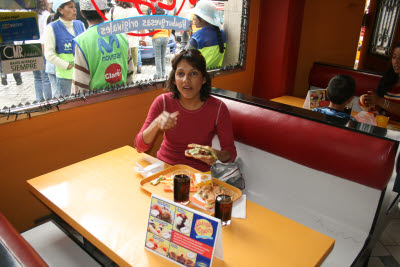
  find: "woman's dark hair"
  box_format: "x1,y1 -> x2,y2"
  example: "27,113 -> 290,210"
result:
36,0 -> 49,15
377,41 -> 400,97
166,50 -> 212,101
53,0 -> 74,20
81,10 -> 104,21
195,15 -> 224,54
47,12 -> 56,24
213,25 -> 225,53
116,0 -> 132,8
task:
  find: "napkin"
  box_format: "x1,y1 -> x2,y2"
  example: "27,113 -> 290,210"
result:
134,162 -> 163,178
232,194 -> 246,219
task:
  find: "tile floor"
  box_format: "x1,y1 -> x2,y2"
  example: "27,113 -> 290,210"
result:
368,201 -> 400,267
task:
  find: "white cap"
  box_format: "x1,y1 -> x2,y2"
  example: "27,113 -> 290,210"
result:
193,0 -> 221,28
52,0 -> 72,12
79,0 -> 107,11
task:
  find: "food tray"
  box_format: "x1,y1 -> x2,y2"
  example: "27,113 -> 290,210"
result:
140,164 -> 242,215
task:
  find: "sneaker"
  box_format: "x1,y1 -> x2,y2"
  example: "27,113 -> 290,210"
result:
1,77 -> 7,85
137,67 -> 142,74
15,78 -> 22,85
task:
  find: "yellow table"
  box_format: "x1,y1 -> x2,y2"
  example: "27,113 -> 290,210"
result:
270,96 -> 306,108
27,146 -> 334,267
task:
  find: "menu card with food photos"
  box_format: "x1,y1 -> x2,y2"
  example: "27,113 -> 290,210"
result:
145,195 -> 223,267
303,88 -> 330,109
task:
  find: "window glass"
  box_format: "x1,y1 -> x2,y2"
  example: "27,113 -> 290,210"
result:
0,0 -> 248,115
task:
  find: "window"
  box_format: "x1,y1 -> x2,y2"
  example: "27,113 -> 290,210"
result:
0,0 -> 249,119
370,0 -> 400,57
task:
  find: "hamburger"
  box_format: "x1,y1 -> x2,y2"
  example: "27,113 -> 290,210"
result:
185,144 -> 218,160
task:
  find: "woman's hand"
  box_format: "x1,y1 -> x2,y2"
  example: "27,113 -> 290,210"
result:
141,111 -> 179,145
156,111 -> 179,131
199,158 -> 217,165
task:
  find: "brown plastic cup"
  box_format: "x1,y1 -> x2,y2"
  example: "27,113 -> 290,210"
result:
215,188 -> 234,226
173,170 -> 192,205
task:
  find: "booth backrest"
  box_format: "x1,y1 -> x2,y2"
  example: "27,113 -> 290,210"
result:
309,62 -> 382,96
0,211 -> 48,267
214,96 -> 398,266
217,97 -> 396,190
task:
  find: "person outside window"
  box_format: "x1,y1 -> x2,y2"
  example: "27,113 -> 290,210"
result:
106,0 -> 140,78
0,44 -> 23,86
185,0 -> 226,69
45,13 -> 58,96
26,0 -> 52,101
44,0 -> 85,97
313,74 -> 357,122
71,0 -> 134,92
151,5 -> 171,79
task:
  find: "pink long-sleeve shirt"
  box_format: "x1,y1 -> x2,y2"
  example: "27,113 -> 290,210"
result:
134,93 -> 237,171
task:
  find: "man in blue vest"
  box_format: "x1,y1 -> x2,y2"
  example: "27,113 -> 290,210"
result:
72,0 -> 134,93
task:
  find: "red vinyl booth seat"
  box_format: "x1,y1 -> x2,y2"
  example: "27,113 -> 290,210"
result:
218,97 -> 397,190
0,212 -> 48,267
309,62 -> 382,96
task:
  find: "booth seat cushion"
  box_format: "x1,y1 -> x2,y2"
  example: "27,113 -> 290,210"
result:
309,62 -> 382,96
217,97 -> 397,190
0,212 -> 48,267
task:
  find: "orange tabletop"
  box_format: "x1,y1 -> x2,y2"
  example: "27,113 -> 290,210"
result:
270,96 -> 305,108
27,146 -> 334,267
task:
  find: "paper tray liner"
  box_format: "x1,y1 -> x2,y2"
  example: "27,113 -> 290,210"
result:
140,164 -> 242,216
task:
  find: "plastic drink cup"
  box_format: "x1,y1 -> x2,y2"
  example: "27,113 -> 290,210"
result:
376,115 -> 389,128
215,188 -> 234,226
173,171 -> 191,205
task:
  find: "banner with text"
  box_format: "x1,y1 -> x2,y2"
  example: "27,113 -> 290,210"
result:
0,12 -> 39,42
0,44 -> 43,74
98,15 -> 190,37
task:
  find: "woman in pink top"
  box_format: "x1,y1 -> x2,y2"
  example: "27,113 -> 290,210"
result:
134,50 -> 237,171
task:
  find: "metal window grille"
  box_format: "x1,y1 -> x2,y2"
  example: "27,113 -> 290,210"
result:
370,0 -> 400,56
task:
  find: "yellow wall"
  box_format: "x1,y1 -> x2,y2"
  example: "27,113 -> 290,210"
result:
0,0 -> 260,232
293,0 -> 365,97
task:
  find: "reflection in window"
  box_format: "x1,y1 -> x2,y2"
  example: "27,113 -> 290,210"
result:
370,0 -> 400,57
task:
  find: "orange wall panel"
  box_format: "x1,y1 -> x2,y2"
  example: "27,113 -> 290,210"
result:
293,0 -> 365,97
0,90 -> 162,231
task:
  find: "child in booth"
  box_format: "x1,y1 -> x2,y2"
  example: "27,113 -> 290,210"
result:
313,74 -> 357,122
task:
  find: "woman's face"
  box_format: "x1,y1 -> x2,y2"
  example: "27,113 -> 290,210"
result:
392,47 -> 400,74
193,15 -> 203,28
174,59 -> 206,101
59,1 -> 77,21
